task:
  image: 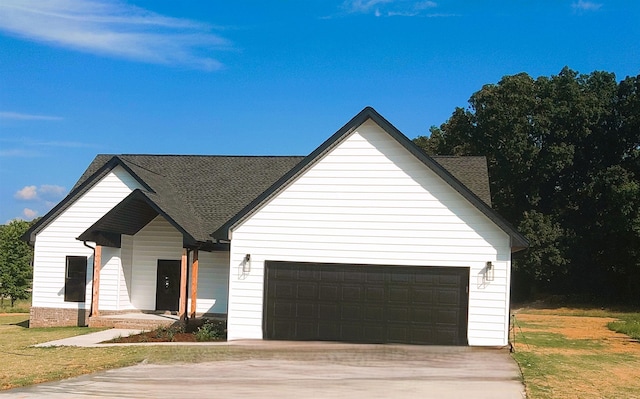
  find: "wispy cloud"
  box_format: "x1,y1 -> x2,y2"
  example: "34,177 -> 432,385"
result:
0,0 -> 230,70
0,137 -> 97,158
0,111 -> 64,121
340,0 -> 439,17
572,0 -> 603,12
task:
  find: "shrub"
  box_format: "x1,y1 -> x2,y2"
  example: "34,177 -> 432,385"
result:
194,320 -> 225,342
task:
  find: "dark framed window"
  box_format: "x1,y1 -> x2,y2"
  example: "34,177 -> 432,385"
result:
65,256 -> 87,302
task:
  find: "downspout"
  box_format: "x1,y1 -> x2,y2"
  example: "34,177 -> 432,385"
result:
83,241 -> 96,317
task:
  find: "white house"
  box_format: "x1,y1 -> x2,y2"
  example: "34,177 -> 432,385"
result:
24,107 -> 527,346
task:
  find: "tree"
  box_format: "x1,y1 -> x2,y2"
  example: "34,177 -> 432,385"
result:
415,67 -> 640,302
0,220 -> 33,306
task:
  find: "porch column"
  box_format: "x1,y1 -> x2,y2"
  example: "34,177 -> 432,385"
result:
178,248 -> 188,321
190,249 -> 199,319
91,245 -> 102,317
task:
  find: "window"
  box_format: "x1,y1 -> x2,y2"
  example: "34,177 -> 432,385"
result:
65,256 -> 87,302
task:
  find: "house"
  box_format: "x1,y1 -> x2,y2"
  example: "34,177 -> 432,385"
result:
24,107 -> 527,346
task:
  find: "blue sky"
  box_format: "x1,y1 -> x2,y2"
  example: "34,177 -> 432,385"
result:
0,0 -> 638,223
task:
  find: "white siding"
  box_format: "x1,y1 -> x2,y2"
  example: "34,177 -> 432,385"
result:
130,216 -> 183,311
119,234 -> 135,309
98,247 -> 121,310
187,251 -> 229,314
31,166 -> 143,309
228,120 -> 512,346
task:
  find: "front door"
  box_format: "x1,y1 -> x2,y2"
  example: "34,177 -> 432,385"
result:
156,260 -> 180,311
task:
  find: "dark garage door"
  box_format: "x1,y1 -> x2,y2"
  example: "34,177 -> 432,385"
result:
264,261 -> 469,345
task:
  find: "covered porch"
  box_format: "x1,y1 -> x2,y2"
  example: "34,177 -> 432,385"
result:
77,190 -> 229,329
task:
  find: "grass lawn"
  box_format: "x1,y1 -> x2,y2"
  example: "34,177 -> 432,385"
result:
512,307 -> 640,399
3,309 -> 640,396
0,314 -> 245,390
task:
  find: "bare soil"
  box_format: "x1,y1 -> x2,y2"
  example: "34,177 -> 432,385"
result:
112,331 -> 200,343
514,311 -> 640,399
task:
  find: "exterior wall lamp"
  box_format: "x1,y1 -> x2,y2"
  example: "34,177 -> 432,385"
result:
242,254 -> 251,274
485,261 -> 494,282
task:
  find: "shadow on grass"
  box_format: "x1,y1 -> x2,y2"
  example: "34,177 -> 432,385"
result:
12,319 -> 29,328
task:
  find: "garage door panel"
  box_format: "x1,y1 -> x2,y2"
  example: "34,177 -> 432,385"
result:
341,304 -> 362,320
412,288 -> 434,303
319,285 -> 338,300
364,306 -> 384,321
438,274 -> 461,286
274,302 -> 293,317
342,285 -> 363,301
274,282 -> 295,298
388,286 -> 410,302
264,261 -> 469,345
318,303 -> 339,319
296,302 -> 315,318
297,284 -> 317,299
412,308 -> 433,322
320,270 -> 340,282
366,286 -> 385,301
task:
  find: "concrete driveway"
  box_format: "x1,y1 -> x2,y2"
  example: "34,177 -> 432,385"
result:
4,341 -> 525,398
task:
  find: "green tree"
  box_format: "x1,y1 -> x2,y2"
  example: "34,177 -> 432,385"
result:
0,220 -> 33,306
415,68 -> 640,302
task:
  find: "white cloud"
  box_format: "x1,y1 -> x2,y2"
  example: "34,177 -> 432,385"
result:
15,185 -> 38,200
0,111 -> 63,121
341,0 -> 438,17
39,184 -> 66,198
14,184 -> 66,201
572,0 -> 602,12
23,208 -> 38,219
0,0 -> 230,70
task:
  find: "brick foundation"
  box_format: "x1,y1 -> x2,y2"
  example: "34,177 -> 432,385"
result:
29,307 -> 89,328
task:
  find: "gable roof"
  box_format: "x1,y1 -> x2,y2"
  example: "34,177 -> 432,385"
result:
24,155 -> 305,247
24,107 -> 527,252
214,106 -> 528,252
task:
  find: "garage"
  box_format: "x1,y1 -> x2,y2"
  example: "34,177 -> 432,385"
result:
263,261 -> 469,345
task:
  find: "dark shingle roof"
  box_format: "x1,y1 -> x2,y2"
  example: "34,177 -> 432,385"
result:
432,156 -> 491,206
25,107 -> 526,251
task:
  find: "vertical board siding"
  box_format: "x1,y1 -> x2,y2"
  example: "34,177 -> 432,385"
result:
228,121 -> 512,346
130,216 -> 183,311
32,166 -> 142,309
187,251 -> 230,314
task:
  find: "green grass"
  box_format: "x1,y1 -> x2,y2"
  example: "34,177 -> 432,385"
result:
0,298 -> 31,313
517,331 -> 604,350
607,313 -> 640,340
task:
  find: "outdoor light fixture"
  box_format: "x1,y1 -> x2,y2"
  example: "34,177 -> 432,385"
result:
485,261 -> 495,282
242,254 -> 251,274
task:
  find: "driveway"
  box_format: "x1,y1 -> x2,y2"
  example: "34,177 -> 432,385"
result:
4,341 -> 525,398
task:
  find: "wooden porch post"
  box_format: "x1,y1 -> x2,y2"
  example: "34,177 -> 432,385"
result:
91,245 -> 102,317
190,249 -> 199,319
178,248 -> 188,321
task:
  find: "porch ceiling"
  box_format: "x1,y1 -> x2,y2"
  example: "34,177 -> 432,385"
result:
77,190 -> 159,247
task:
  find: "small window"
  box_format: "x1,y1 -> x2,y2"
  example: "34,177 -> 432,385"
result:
65,256 -> 87,302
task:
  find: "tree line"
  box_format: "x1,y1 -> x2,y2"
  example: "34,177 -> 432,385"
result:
415,67 -> 640,303
0,219 -> 33,307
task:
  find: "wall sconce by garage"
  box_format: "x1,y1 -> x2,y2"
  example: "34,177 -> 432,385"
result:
242,254 -> 251,274
485,261 -> 495,282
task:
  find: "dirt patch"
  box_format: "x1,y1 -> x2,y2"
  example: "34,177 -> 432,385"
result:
112,331 -> 200,343
515,313 -> 640,353
513,311 -> 640,399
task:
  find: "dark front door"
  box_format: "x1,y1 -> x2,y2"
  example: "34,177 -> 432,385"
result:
156,260 -> 180,311
264,261 -> 469,345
